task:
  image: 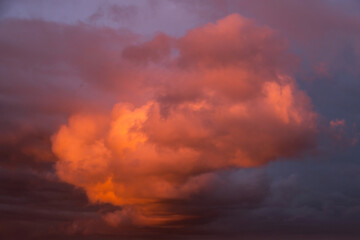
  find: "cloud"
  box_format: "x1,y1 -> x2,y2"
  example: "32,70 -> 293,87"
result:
330,119 -> 346,128
1,2 -> 360,238
88,4 -> 139,24
51,14 -> 317,226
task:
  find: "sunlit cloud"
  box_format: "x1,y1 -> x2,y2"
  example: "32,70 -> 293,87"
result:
52,14 -> 317,226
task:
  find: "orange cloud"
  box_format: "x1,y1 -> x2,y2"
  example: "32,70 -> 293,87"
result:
52,14 -> 317,227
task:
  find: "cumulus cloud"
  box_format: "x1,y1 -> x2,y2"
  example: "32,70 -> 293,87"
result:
51,14 -> 317,226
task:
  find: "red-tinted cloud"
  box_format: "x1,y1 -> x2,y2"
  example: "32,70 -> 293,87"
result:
51,14 -> 317,226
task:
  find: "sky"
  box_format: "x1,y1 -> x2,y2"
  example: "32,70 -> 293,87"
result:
0,0 -> 360,239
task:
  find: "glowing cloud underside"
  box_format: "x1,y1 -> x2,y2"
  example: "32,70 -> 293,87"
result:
52,14 -> 317,226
